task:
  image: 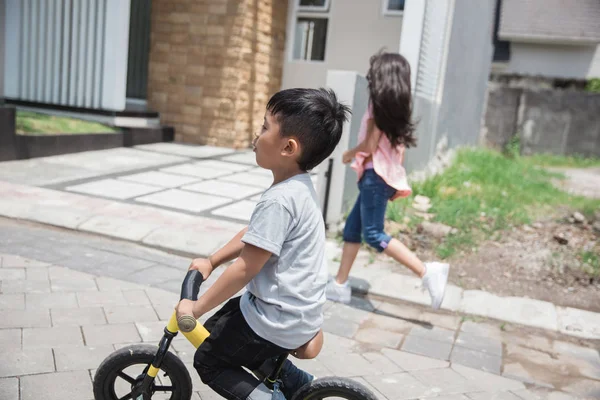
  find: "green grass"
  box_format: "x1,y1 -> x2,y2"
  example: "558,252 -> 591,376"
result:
387,148 -> 600,258
580,251 -> 600,276
16,111 -> 118,135
524,153 -> 600,168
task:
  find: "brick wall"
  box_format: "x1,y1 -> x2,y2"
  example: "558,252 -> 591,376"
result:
147,0 -> 288,148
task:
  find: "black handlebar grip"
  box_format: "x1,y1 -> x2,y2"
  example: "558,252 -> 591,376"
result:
180,270 -> 203,301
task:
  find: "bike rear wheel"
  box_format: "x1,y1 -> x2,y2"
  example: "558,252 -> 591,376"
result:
291,377 -> 378,400
93,344 -> 192,400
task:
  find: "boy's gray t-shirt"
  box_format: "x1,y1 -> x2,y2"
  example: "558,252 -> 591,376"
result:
240,173 -> 328,350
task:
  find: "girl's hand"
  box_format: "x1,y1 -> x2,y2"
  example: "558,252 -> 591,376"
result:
342,150 -> 354,164
189,258 -> 213,280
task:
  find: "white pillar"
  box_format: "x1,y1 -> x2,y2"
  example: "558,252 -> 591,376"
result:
398,0 -> 427,93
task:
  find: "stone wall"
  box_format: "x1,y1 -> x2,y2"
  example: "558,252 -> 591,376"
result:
147,0 -> 288,149
482,85 -> 600,157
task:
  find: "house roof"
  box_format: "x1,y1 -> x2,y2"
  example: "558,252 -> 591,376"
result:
499,0 -> 600,45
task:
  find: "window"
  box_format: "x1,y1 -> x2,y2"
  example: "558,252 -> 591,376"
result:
383,0 -> 405,16
298,0 -> 330,13
292,0 -> 330,61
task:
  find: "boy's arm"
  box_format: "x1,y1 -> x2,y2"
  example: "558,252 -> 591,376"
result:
180,243 -> 271,319
189,227 -> 248,277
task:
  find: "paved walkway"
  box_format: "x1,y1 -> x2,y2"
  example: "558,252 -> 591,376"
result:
0,144 -> 598,342
1,221 -> 598,399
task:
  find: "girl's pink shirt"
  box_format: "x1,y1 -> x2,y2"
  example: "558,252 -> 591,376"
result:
350,103 -> 412,201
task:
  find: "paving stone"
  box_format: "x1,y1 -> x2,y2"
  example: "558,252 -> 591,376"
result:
0,293 -> 25,309
556,306 -> 600,340
23,326 -> 84,348
320,332 -> 362,356
51,307 -> 107,326
104,305 -> 159,324
0,348 -> 55,377
78,215 -> 163,242
26,292 -> 78,309
122,289 -> 153,306
219,172 -> 273,188
145,287 -> 180,306
137,143 -> 232,158
119,170 -> 200,188
355,327 -> 404,348
136,189 -> 231,213
143,224 -> 243,257
409,326 -> 455,344
96,276 -> 146,291
561,377 -> 600,398
136,321 -> 172,342
25,266 -> 49,280
153,303 -> 176,321
461,291 -> 558,332
401,335 -> 453,360
362,352 -> 403,374
219,152 -> 258,166
381,348 -> 449,371
211,200 -> 257,222
510,388 -> 579,400
0,267 -> 26,280
451,346 -> 502,374
194,160 -> 251,172
20,370 -> 92,400
322,314 -> 360,339
455,331 -> 503,356
552,341 -> 600,380
54,344 -> 115,371
318,353 -> 381,377
325,302 -> 373,324
0,329 -> 21,350
77,290 -> 128,307
412,367 -> 479,396
183,180 -> 263,199
502,362 -> 554,388
0,254 -> 50,268
93,258 -> 157,280
160,163 -> 232,179
125,264 -> 184,286
460,321 -> 503,341
452,364 -> 526,392
466,392 -> 523,400
51,277 -> 98,292
365,372 -> 435,399
66,178 -> 163,199
291,357 -> 334,378
48,265 -> 97,280
0,377 -> 18,400
83,323 -> 141,346
0,309 -> 51,328
350,377 -> 389,400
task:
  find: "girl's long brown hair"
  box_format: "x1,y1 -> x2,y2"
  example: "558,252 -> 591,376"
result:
366,51 -> 417,148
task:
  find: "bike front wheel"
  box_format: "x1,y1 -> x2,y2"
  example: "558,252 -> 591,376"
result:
291,377 -> 379,400
93,344 -> 192,400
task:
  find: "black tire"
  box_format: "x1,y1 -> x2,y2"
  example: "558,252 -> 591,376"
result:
93,344 -> 193,400
291,377 -> 379,400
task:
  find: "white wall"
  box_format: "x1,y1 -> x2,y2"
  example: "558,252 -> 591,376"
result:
282,0 -> 403,89
590,45 -> 600,78
502,43 -> 599,79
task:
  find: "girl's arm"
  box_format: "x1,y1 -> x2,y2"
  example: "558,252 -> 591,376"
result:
343,119 -> 382,163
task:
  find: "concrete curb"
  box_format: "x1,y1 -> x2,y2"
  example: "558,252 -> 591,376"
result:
1,179 -> 599,341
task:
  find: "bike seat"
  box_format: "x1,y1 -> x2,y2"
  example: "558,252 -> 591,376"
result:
292,329 -> 323,359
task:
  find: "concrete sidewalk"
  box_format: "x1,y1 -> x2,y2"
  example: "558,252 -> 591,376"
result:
0,144 -> 598,339
1,220 -> 599,399
1,244 -> 596,399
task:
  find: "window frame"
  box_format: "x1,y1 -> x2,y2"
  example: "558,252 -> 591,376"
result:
382,0 -> 405,17
289,1 -> 331,63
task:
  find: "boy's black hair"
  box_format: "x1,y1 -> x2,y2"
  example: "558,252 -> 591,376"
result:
267,88 -> 351,171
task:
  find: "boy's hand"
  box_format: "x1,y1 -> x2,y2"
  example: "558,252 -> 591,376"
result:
176,299 -> 196,320
189,258 -> 213,280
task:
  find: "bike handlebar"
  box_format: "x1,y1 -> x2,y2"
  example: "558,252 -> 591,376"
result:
180,270 -> 204,301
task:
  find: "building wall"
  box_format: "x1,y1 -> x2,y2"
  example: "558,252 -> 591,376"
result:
281,0 -> 403,90
0,0 -> 5,98
500,43 -> 600,80
147,0 -> 288,148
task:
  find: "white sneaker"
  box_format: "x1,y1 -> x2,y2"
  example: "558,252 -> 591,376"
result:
422,262 -> 450,310
326,278 -> 351,304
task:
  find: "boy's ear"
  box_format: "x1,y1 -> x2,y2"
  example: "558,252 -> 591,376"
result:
281,137 -> 299,157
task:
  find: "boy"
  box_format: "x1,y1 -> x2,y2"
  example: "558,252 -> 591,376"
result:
176,88 -> 351,399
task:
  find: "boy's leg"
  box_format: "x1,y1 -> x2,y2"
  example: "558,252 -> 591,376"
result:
194,297 -> 289,400
254,358 -> 313,399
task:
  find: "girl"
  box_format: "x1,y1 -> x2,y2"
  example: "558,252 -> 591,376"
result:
326,52 -> 449,309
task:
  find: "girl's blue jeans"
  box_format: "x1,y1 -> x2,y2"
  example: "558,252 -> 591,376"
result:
343,169 -> 396,252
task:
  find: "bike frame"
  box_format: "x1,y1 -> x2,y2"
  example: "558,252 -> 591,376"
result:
134,271 -> 288,397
